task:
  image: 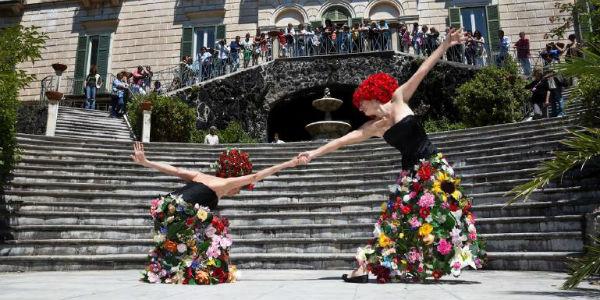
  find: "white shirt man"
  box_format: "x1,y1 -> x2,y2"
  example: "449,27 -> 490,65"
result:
204,133 -> 219,145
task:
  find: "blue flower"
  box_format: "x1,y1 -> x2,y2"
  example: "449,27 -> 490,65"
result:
159,227 -> 168,234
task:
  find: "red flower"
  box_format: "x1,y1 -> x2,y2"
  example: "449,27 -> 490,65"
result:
412,182 -> 422,193
417,163 -> 433,181
432,270 -> 443,280
352,73 -> 399,109
419,208 -> 430,218
462,202 -> 472,214
185,217 -> 195,227
212,217 -> 225,233
401,205 -> 412,215
211,268 -> 228,283
449,202 -> 460,212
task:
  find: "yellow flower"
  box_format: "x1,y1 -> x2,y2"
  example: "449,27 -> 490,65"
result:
380,202 -> 387,213
437,153 -> 443,159
207,258 -> 216,266
398,232 -> 405,239
437,171 -> 451,182
378,233 -> 393,248
452,189 -> 462,200
196,209 -> 208,221
418,223 -> 433,237
432,180 -> 442,194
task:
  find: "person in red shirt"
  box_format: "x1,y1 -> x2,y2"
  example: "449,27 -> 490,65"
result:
514,32 -> 531,76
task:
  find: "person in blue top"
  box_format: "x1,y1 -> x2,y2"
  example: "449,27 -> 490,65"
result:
496,30 -> 511,66
111,72 -> 129,117
229,36 -> 241,72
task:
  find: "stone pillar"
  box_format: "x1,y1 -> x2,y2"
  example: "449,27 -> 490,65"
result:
45,100 -> 59,137
141,101 -> 152,143
269,31 -> 280,59
390,23 -> 400,52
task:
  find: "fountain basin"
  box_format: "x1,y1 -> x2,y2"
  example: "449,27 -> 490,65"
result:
305,121 -> 351,140
312,97 -> 343,112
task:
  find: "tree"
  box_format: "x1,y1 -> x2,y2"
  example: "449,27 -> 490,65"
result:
0,25 -> 48,193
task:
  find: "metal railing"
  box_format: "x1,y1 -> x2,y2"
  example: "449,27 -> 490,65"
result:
279,30 -> 393,58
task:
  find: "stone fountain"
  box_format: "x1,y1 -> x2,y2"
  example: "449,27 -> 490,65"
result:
305,88 -> 352,140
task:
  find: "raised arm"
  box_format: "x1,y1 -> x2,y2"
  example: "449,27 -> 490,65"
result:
130,142 -> 199,182
392,28 -> 466,104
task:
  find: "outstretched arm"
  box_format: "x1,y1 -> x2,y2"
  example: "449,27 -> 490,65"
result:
392,28 -> 466,104
220,158 -> 300,189
130,142 -> 199,182
297,119 -> 385,164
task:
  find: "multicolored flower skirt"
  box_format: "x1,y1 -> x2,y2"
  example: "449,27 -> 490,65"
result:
141,194 -> 237,284
356,153 -> 486,283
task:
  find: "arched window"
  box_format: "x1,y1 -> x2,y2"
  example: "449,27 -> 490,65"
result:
322,6 -> 351,25
368,2 -> 400,21
275,9 -> 304,27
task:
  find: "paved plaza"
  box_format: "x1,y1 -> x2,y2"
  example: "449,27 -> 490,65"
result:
0,270 -> 598,300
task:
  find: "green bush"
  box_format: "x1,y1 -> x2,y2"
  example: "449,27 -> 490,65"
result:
127,93 -> 196,142
572,74 -> 600,126
423,118 -> 466,133
453,60 -> 528,127
17,103 -> 48,134
219,121 -> 257,144
0,26 -> 47,195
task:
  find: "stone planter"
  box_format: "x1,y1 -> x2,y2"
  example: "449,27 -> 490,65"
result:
45,91 -> 63,102
141,101 -> 153,111
51,63 -> 67,75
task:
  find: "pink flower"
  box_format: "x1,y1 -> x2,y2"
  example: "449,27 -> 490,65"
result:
437,239 -> 452,255
417,193 -> 435,209
391,212 -> 398,220
407,248 -> 422,263
206,244 -> 221,258
147,272 -> 161,283
474,258 -> 483,269
205,225 -> 217,238
408,191 -> 417,199
469,232 -> 478,241
408,217 -> 421,229
452,261 -> 462,270
441,202 -> 450,209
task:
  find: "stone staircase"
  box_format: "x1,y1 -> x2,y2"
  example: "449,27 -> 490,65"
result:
1,96 -> 598,272
55,106 -> 133,141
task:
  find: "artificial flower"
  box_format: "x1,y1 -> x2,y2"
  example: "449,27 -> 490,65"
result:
437,239 -> 453,255
418,223 -> 433,237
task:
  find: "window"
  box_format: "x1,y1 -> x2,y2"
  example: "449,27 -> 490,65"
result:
322,6 -> 351,25
449,5 -> 499,52
181,25 -> 225,61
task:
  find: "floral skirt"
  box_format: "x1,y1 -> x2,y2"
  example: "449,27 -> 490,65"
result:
141,194 -> 236,284
356,153 -> 485,283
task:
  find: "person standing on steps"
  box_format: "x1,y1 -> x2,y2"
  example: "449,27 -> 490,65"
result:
204,126 -> 219,145
297,28 -> 484,283
84,65 -> 102,110
131,142 -> 300,284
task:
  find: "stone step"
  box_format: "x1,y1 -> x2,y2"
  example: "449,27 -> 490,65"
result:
8,196 -> 598,220
5,185 -> 597,206
56,119 -> 128,129
56,116 -> 128,127
54,127 -> 132,137
0,231 -> 582,257
3,207 -> 583,232
0,251 -> 578,272
8,167 -> 543,188
54,130 -> 132,140
15,116 -> 573,150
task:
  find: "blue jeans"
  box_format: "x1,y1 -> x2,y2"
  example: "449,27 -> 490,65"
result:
231,53 -> 239,72
85,86 -> 96,109
519,58 -> 532,76
551,96 -> 564,117
111,92 -> 124,117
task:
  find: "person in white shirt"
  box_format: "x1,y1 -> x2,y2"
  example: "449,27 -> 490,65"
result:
198,47 -> 212,80
272,133 -> 285,144
204,126 -> 220,145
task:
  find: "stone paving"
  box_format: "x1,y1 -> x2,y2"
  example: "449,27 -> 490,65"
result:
0,270 -> 598,300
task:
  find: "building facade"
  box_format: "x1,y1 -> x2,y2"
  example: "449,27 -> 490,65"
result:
1,0 -> 573,102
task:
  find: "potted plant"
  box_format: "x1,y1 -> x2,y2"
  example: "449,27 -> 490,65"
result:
51,63 -> 67,75
45,90 -> 63,102
141,100 -> 153,111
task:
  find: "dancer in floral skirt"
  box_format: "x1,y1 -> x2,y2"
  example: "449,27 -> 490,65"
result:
130,142 -> 299,284
298,29 -> 485,283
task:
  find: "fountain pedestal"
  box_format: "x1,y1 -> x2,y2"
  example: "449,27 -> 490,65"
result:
305,88 -> 351,140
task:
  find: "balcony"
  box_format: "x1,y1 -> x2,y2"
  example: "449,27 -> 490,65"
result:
79,0 -> 123,8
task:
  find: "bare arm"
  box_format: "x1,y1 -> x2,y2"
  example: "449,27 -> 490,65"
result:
298,120 -> 384,163
130,142 -> 199,181
219,158 -> 299,190
392,28 -> 466,104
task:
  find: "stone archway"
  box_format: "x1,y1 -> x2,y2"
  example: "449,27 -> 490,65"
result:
267,84 -> 369,142
368,1 -> 401,21
274,8 -> 305,27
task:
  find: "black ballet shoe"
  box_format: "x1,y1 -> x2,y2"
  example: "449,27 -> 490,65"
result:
342,273 -> 368,283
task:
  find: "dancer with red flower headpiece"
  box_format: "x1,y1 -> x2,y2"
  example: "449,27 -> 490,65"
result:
130,142 -> 299,284
298,29 -> 485,283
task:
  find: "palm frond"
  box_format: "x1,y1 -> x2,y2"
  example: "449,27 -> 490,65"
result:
562,235 -> 600,290
506,128 -> 600,204
554,42 -> 600,78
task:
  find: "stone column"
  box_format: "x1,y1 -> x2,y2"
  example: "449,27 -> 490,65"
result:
269,31 -> 280,59
45,100 -> 59,137
390,23 -> 400,52
141,101 -> 152,143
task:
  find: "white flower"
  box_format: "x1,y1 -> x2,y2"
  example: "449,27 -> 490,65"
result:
177,243 -> 187,253
372,224 -> 382,238
153,234 -> 166,244
402,194 -> 411,202
356,246 -> 375,264
449,245 -> 477,276
468,224 -> 477,234
451,228 -> 467,247
388,184 -> 400,193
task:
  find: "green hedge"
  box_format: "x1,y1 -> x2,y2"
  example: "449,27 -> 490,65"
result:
17,104 -> 48,135
127,93 -> 197,142
453,59 -> 528,127
572,74 -> 600,126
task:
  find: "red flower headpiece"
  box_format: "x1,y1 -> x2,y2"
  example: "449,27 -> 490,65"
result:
212,148 -> 254,190
352,73 -> 399,109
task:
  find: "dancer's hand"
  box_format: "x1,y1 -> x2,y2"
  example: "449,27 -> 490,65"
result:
297,151 -> 314,165
131,141 -> 149,166
443,28 -> 466,48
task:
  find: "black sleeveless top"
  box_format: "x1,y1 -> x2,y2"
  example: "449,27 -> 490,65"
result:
383,115 -> 438,170
171,182 -> 219,210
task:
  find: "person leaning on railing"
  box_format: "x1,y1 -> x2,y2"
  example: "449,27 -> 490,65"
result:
110,72 -> 129,118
